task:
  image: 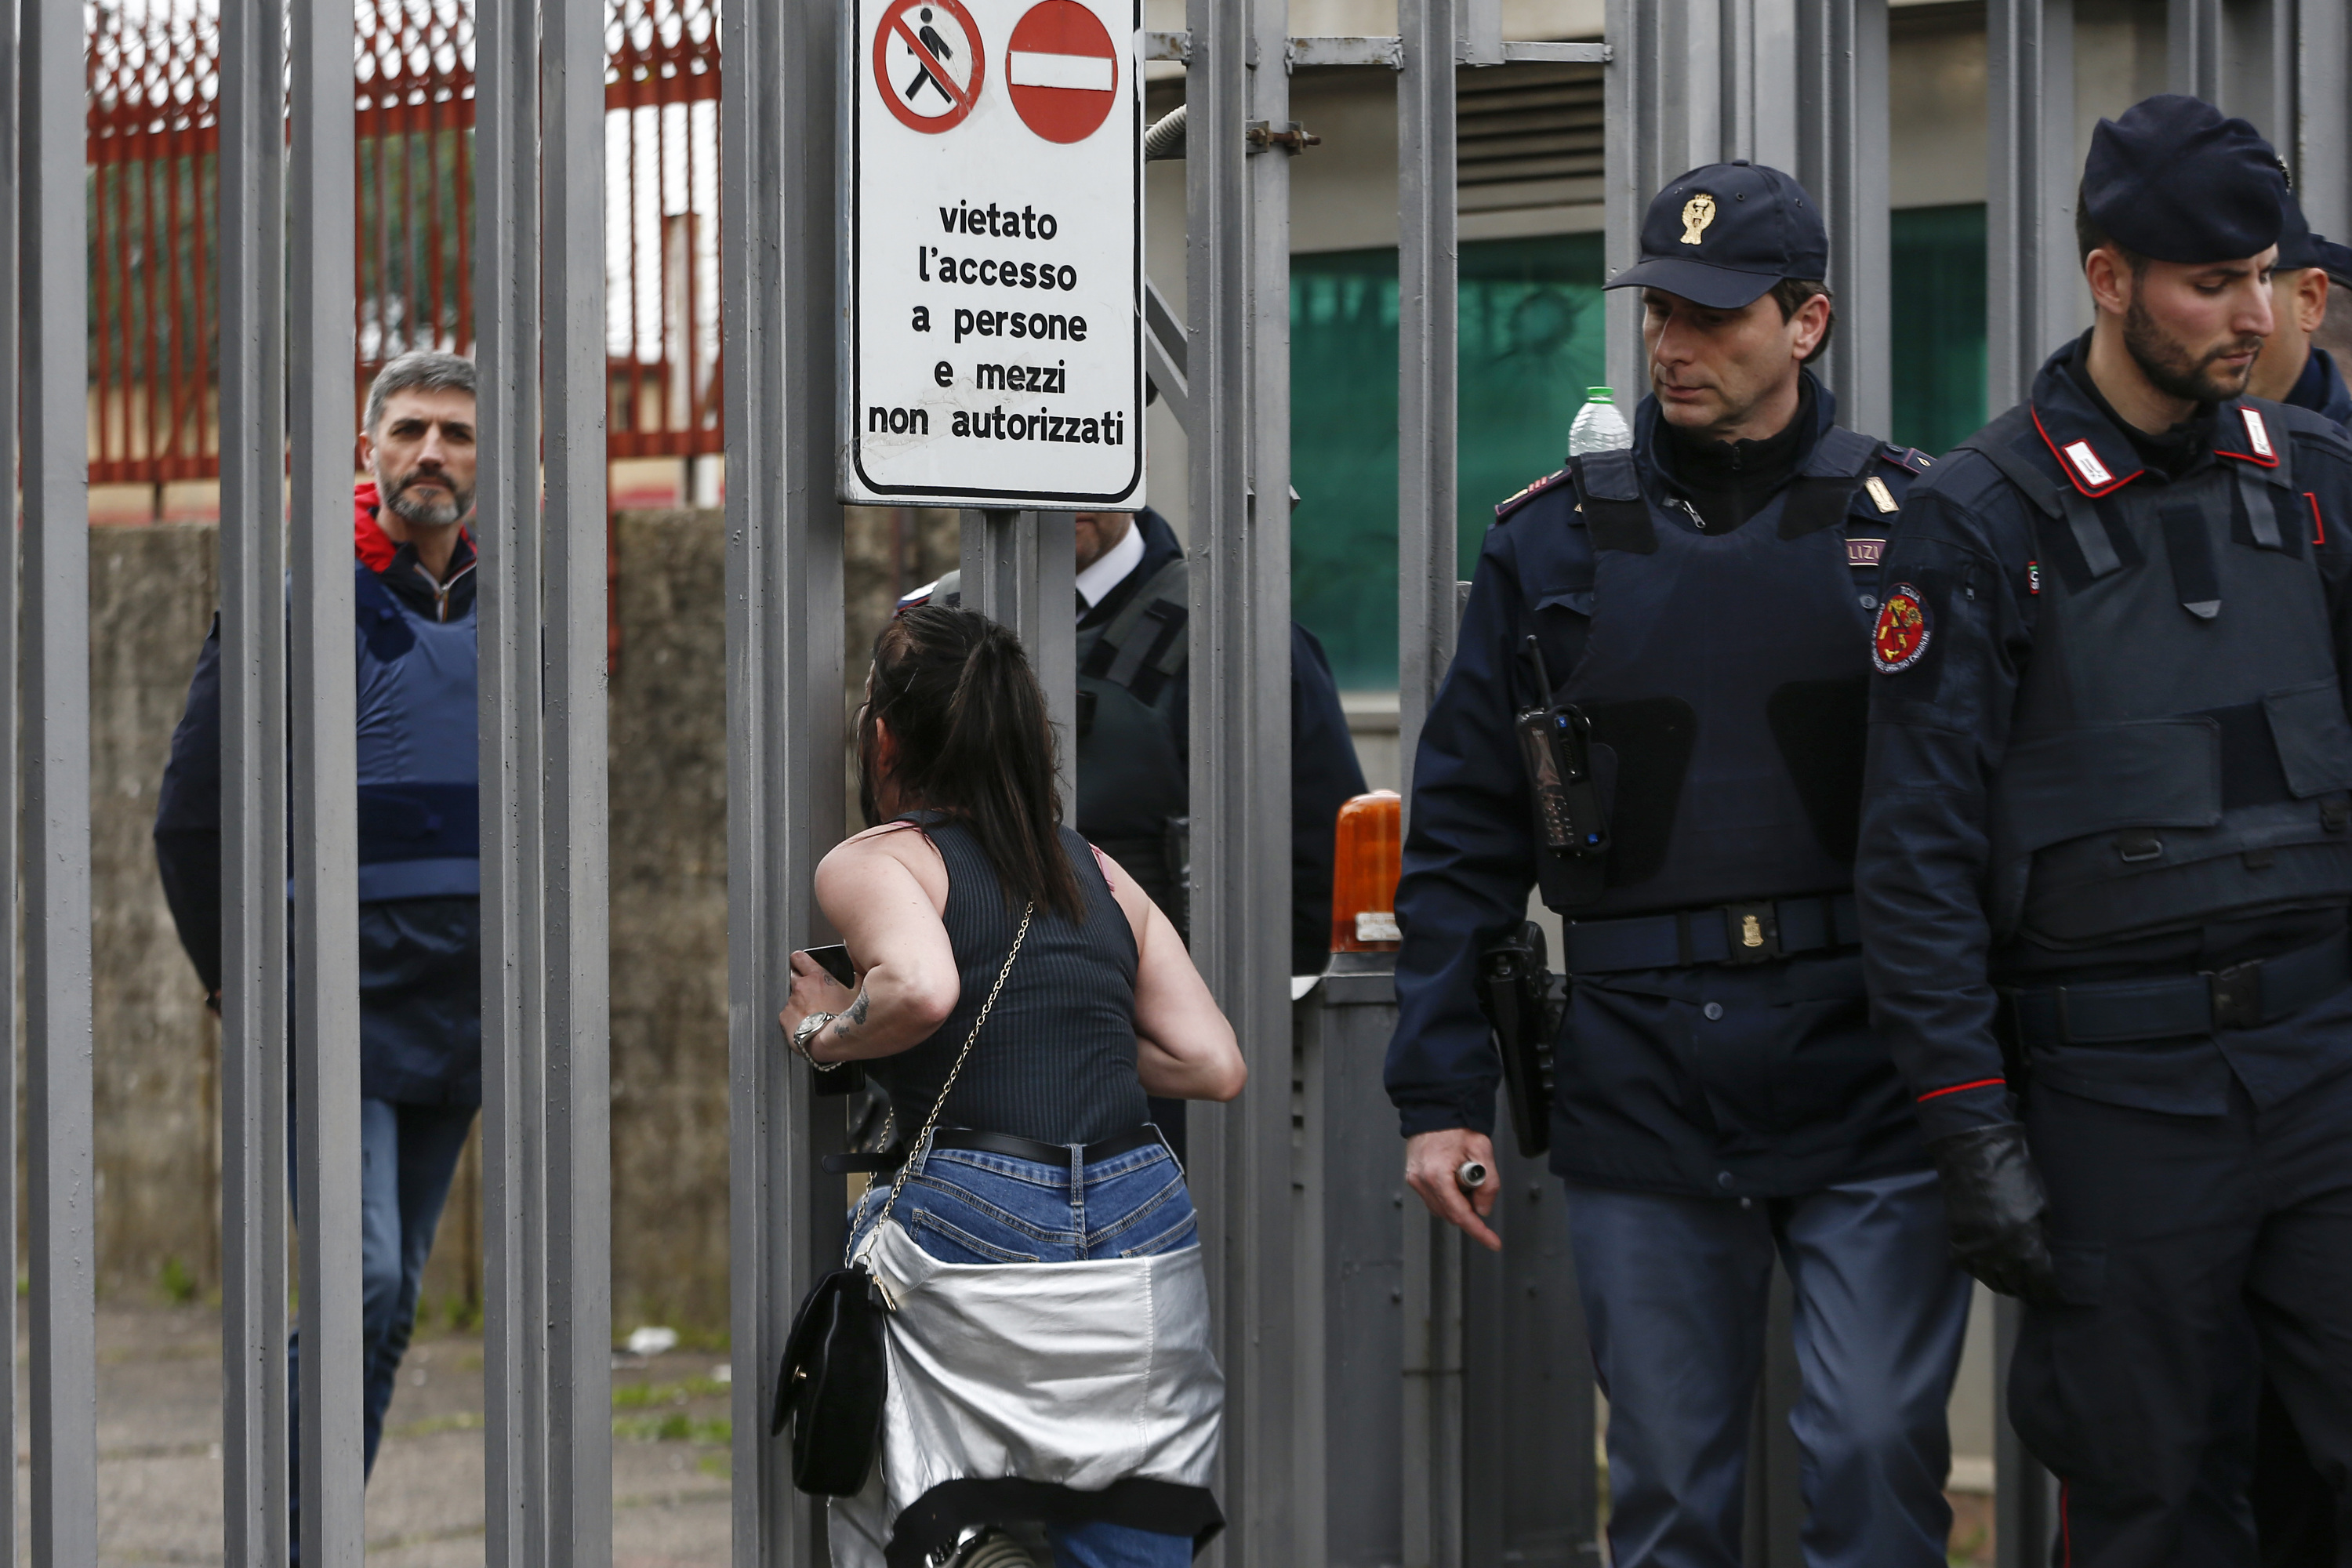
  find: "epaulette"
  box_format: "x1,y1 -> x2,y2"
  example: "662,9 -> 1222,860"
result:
1494,466 -> 1573,522
1881,444 -> 1933,474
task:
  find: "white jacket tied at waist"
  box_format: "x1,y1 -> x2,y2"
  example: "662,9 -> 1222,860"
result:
829,1216 -> 1225,1567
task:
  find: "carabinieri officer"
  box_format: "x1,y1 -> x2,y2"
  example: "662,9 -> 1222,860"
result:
1389,162 -> 1970,1568
1858,95 -> 2352,1565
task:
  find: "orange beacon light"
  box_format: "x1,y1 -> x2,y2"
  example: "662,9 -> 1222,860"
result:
1330,790 -> 1403,953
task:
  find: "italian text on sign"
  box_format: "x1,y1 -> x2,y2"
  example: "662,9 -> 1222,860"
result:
844,0 -> 1143,508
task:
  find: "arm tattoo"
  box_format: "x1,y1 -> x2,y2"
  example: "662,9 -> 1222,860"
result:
828,988 -> 873,1044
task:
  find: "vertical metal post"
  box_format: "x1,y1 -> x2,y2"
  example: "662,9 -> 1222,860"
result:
218,0 -> 292,1551
1396,0 -> 1461,1558
0,0 -> 22,1554
1185,0 -> 1296,1548
724,0 -> 846,1554
1396,0 -> 1457,800
290,0 -> 366,1548
2293,2 -> 2351,238
21,0 -> 94,1541
544,0 -> 616,1550
477,0 -> 550,1549
959,510 -> 1078,814
1994,1296 -> 2060,1568
2169,0 -> 2225,101
1798,0 -> 1891,436
1986,0 -> 2078,415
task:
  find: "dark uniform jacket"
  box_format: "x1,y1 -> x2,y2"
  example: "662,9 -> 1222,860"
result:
154,483 -> 485,1108
2288,345 -> 2352,428
902,508 -> 1367,978
1858,336 -> 2352,1142
1388,376 -> 1935,1198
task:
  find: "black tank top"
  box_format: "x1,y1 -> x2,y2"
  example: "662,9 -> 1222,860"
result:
866,812 -> 1149,1145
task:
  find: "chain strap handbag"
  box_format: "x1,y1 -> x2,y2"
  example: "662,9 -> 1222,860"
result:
769,904 -> 1035,1497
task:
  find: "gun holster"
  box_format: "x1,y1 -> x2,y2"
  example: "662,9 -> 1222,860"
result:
1475,921 -> 1561,1159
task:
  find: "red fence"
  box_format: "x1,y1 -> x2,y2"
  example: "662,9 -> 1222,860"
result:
85,0 -> 722,492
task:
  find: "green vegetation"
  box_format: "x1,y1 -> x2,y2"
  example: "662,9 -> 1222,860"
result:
158,1256 -> 198,1305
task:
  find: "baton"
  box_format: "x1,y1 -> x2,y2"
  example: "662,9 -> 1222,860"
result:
1456,1159 -> 1489,1192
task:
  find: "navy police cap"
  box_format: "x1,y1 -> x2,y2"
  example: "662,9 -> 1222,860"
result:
2275,184 -> 2352,280
1602,161 -> 1829,310
2082,94 -> 2285,264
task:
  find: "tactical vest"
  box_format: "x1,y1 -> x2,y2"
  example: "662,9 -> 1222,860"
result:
353,563 -> 481,902
1544,426 -> 1891,917
1074,557 -> 1191,920
1964,397 -> 2352,948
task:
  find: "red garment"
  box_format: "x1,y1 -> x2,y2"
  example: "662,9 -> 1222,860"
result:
352,481 -> 399,572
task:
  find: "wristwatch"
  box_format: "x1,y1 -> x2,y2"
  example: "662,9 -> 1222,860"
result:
791,1011 -> 836,1065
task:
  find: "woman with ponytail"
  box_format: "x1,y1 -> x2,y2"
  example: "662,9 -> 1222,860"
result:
781,604 -> 1244,1568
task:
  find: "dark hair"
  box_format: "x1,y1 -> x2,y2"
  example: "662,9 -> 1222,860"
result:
2075,194 -> 2151,274
860,604 -> 1083,921
1768,278 -> 1835,364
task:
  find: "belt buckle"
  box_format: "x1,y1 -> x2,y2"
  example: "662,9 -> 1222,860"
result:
1720,902 -> 1780,965
2205,960 -> 2264,1032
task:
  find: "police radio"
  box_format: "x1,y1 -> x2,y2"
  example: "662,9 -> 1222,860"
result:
1515,636 -> 1610,862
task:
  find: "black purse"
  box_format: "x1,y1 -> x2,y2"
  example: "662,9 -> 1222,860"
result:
770,904 -> 1034,1497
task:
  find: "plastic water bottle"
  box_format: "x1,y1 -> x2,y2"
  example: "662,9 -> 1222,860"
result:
1566,387 -> 1633,458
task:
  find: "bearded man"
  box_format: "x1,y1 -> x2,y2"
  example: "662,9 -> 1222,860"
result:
155,350 -> 484,1551
1858,96 -> 2352,1566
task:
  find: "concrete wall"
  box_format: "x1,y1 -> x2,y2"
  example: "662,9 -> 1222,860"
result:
85,506 -> 960,1336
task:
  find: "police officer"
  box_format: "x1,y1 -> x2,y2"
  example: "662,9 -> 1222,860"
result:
2244,182 -> 2352,1568
1389,162 -> 1969,1568
1857,96 -> 2352,1566
2246,187 -> 2352,423
901,507 -> 1368,1145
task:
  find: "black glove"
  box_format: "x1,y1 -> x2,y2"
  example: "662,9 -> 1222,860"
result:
1928,1123 -> 2059,1305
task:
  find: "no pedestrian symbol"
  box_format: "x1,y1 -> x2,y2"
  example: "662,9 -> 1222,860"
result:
1006,0 -> 1118,143
873,0 -> 984,134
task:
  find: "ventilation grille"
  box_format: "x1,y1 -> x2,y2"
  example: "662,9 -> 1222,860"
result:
1459,62 -> 1603,219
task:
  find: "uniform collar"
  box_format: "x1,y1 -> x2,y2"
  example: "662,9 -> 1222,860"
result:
1079,507 -> 1184,629
2027,334 -> 2192,495
2285,346 -> 2352,430
1075,518 -> 1148,610
1635,370 -> 1835,487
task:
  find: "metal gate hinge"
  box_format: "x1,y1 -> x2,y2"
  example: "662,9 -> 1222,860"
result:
1245,120 -> 1322,154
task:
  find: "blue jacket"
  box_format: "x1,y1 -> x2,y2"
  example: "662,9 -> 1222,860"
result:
1857,336 -> 2352,1142
154,493 -> 484,1107
1387,378 -> 1935,1197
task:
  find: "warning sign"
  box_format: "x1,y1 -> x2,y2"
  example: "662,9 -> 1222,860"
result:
1006,1 -> 1118,144
844,0 -> 1142,509
872,0 -> 983,134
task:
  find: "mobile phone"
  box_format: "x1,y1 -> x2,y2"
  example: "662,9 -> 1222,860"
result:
802,943 -> 856,988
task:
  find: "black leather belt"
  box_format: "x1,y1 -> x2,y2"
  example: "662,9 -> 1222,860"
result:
1562,894 -> 1859,975
2005,931 -> 2352,1047
823,1123 -> 1167,1176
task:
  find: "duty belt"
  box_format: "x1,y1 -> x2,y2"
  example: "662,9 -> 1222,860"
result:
2003,930 -> 2352,1047
1562,893 -> 1859,975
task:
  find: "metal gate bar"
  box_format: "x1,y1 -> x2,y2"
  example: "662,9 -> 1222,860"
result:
723,0 -> 849,1552
20,0 -> 96,1552
0,0 -> 18,1547
476,0 -> 553,1550
543,0 -> 619,1547
289,0 -> 369,1551
217,0 -> 292,1548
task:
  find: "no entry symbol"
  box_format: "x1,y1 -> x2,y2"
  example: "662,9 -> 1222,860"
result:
873,0 -> 985,134
1005,0 -> 1119,144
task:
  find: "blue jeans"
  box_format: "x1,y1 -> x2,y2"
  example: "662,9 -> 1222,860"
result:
289,1097 -> 478,1544
850,1134 -> 1202,1568
1565,1168 -> 1973,1568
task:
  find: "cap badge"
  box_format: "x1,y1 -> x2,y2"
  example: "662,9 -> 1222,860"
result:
1679,194 -> 1716,245
1872,583 -> 1932,673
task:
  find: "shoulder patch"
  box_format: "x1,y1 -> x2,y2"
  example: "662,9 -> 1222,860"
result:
1872,582 -> 1933,673
1495,468 -> 1572,521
